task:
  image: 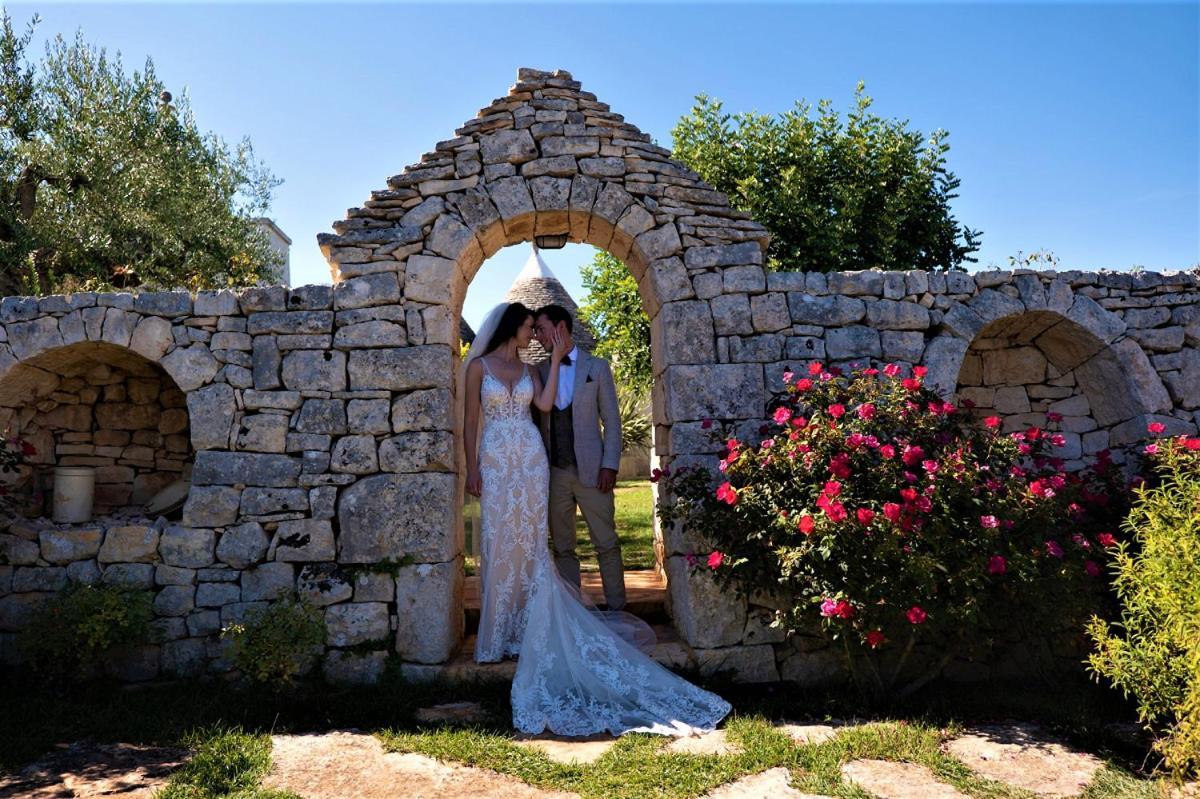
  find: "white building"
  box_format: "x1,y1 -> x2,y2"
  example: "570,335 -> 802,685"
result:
255,218 -> 292,286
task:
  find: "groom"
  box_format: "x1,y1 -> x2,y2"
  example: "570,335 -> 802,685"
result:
533,304 -> 626,611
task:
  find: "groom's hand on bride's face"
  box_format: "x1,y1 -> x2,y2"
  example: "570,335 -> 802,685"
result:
597,468 -> 617,493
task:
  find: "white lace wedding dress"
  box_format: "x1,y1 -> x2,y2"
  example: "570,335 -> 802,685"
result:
473,363 -> 732,736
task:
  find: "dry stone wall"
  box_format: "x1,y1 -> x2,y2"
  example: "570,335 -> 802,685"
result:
1,67 -> 1197,685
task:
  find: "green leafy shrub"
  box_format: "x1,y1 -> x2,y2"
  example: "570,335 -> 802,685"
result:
1088,433 -> 1200,778
222,598 -> 324,688
18,583 -> 153,678
658,362 -> 1129,698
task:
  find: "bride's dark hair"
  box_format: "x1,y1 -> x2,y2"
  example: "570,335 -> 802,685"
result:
483,302 -> 534,354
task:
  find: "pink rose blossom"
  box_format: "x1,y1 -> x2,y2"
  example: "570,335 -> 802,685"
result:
1045,540 -> 1064,559
1084,560 -> 1101,577
828,404 -> 846,419
906,606 -> 927,624
987,555 -> 1007,575
773,406 -> 792,425
1147,421 -> 1166,434
865,630 -> 886,648
716,482 -> 739,506
707,551 -> 725,569
984,416 -> 1002,429
980,515 -> 999,529
798,515 -> 816,535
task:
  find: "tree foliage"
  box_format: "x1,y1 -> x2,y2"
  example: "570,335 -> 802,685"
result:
671,84 -> 981,272
0,12 -> 281,296
578,249 -> 652,396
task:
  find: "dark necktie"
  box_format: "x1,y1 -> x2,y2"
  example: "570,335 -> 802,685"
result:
561,354 -> 572,366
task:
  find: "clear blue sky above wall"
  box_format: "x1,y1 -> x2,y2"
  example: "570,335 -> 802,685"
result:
13,2 -> 1199,329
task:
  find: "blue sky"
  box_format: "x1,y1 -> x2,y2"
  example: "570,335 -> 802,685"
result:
11,2 -> 1199,328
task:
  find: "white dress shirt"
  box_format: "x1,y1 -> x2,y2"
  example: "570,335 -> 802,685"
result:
554,346 -> 578,410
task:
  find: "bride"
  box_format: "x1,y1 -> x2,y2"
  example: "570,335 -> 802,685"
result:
462,302 -> 731,737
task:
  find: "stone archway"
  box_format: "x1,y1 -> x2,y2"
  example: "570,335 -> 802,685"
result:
320,68 -> 775,675
923,280 -> 1176,461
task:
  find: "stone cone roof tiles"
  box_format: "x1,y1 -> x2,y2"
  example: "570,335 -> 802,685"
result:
503,243 -> 596,363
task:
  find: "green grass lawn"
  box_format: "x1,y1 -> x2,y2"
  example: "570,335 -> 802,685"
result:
466,479 -> 656,575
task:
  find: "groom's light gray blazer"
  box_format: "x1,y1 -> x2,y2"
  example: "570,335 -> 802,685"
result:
537,349 -> 622,488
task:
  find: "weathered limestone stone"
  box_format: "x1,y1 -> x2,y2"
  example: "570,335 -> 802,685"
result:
195,289 -> 240,316
391,389 -> 453,433
695,644 -> 779,683
326,602 -> 390,647
252,336 -> 282,389
197,582 -> 241,607
480,129 -> 537,164
993,386 -> 1031,414
98,526 -> 160,563
155,565 -> 195,586
101,309 -> 136,346
788,294 -> 866,326
881,331 -> 925,363
160,344 -> 219,392
346,399 -> 391,435
378,431 -> 455,473
750,293 -> 790,332
241,562 -> 295,602
298,563 -> 353,607
192,452 -> 301,487
182,486 -> 241,527
395,560 -> 463,663
160,526 -> 216,568
702,766 -> 820,799
153,585 -> 195,617
282,349 -> 346,392
653,301 -> 715,364
129,316 -> 174,361
334,320 -> 406,349
12,566 -> 68,592
825,326 -> 882,361
216,522 -> 270,569
338,473 -> 457,563
404,255 -> 457,305
683,242 -> 762,270
661,364 -> 764,421
968,288 -> 1025,324
1076,339 -> 1172,425
39,528 -> 103,564
331,435 -> 379,474
296,399 -> 348,435
0,592 -> 52,631
709,294 -> 753,336
102,563 -> 155,588
235,413 -> 290,453
349,346 -> 452,391
272,520 -> 336,562
161,638 -> 206,677
334,273 -> 401,310
828,270 -> 885,296
353,572 -> 394,602
8,317 -> 64,360
867,299 -> 931,330
1066,293 -> 1126,343
665,556 -> 746,648
635,224 -> 683,262
922,336 -> 970,398
981,346 -> 1046,385
322,650 -> 388,685
723,265 -> 766,294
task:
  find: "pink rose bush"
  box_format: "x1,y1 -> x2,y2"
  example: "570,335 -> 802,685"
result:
658,363 -> 1131,696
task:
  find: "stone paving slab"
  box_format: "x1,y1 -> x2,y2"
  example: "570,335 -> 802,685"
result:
944,722 -> 1104,797
775,721 -> 844,746
665,728 -> 742,757
842,759 -> 969,799
514,732 -> 618,764
265,731 -> 578,799
703,766 -> 832,798
0,741 -> 187,799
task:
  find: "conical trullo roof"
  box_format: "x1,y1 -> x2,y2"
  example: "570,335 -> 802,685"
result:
504,244 -> 596,363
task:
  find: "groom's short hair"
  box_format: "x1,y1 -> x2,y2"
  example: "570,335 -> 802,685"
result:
535,304 -> 573,333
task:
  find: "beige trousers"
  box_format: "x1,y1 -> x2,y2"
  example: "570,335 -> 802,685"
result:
549,465 -> 626,610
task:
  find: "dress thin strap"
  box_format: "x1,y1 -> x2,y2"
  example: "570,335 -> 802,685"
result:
479,357 -> 493,378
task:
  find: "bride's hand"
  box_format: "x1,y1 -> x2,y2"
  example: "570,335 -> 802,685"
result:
551,330 -> 570,361
466,468 -> 482,498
